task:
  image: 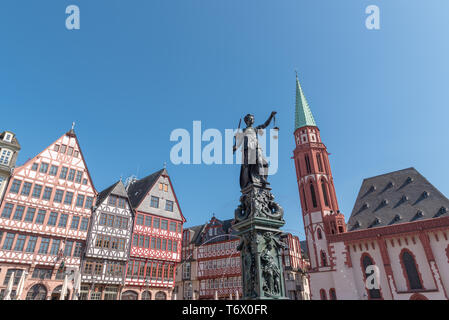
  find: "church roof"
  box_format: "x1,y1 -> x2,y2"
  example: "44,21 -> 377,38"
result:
347,167 -> 449,231
295,74 -> 316,130
127,169 -> 165,209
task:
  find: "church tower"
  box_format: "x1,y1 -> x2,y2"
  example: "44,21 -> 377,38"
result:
292,74 -> 346,271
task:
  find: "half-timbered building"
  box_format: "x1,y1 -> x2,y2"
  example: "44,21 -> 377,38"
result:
122,168 -> 185,300
0,128 -> 96,300
80,180 -> 133,300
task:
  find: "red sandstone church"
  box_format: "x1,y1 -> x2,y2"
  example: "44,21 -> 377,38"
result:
293,75 -> 449,300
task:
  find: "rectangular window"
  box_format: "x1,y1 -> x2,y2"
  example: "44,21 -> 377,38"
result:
80,217 -> 89,231
144,216 -> 152,227
121,217 -> 128,229
73,242 -> 82,257
95,235 -> 103,248
150,196 -> 159,208
70,216 -> 80,230
74,150 -> 79,158
61,145 -> 67,154
118,239 -> 125,251
32,184 -> 42,198
58,214 -> 68,228
42,187 -> 53,200
111,237 -> 118,250
47,212 -> 58,226
21,182 -> 32,196
68,169 -> 76,181
36,210 -> 46,224
31,163 -> 38,171
26,236 -> 37,253
24,207 -> 35,222
60,167 -> 68,179
1,203 -> 14,218
50,239 -> 61,255
106,214 -> 114,227
169,221 -> 177,232
162,239 -> 167,251
167,240 -> 172,251
118,198 -> 126,209
156,238 -> 161,250
139,235 -> 144,247
64,241 -> 74,256
13,234 -> 26,252
54,144 -> 60,152
108,195 -> 117,206
144,236 -> 150,248
173,241 -> 178,252
10,179 -> 22,193
161,219 -> 168,230
133,234 -> 139,246
85,196 -> 93,209
64,191 -> 73,205
54,189 -> 64,203
39,162 -> 49,174
159,183 -> 163,190
151,237 -> 156,249
153,218 -> 160,229
2,233 -> 15,250
75,171 -> 83,183
165,200 -> 174,212
75,194 -> 85,207
177,223 -> 182,233
49,165 -> 58,176
38,238 -> 50,254
136,214 -> 144,225
12,205 -> 25,221
67,147 -> 73,156
32,268 -> 52,279
82,179 -> 88,185
100,213 -> 107,226
103,236 -> 110,249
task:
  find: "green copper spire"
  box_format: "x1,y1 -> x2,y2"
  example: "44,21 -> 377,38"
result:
295,73 -> 316,130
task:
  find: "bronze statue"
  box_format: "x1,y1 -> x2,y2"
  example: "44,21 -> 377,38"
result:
233,111 -> 277,189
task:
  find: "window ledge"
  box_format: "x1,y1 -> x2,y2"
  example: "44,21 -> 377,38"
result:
396,288 -> 438,294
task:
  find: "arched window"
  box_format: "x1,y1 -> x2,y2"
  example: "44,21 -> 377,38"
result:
401,250 -> 423,290
319,289 -> 327,300
50,285 -> 70,300
316,153 -> 323,172
305,155 -> 311,174
310,183 -> 317,208
121,290 -> 138,300
155,291 -> 167,300
141,291 -> 151,300
329,288 -> 337,300
296,159 -> 301,176
321,180 -> 329,207
320,250 -> 327,267
361,254 -> 382,299
301,188 -> 308,211
26,284 -> 47,300
317,228 -> 322,240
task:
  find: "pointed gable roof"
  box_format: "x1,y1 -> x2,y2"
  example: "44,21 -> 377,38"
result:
295,74 -> 317,130
126,169 -> 165,209
347,167 -> 449,231
96,180 -> 128,207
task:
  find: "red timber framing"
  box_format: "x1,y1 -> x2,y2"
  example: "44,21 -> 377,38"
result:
0,129 -> 96,300
197,238 -> 242,300
123,169 -> 185,298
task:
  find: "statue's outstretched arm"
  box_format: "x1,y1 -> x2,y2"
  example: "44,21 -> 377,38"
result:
257,111 -> 277,129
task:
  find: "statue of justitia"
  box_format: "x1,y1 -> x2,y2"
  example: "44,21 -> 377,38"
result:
233,111 -> 277,189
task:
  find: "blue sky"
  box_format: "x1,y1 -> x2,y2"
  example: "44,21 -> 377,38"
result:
1,1 -> 449,240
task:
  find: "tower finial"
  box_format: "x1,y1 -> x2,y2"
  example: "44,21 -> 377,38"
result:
72,122 -> 75,131
163,161 -> 167,169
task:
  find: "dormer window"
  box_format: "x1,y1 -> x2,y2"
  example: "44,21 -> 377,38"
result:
4,133 -> 12,142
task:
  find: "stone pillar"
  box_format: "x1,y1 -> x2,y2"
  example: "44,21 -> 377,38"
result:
233,184 -> 287,300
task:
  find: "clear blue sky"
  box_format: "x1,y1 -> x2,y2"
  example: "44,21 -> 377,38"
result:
1,1 -> 449,240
